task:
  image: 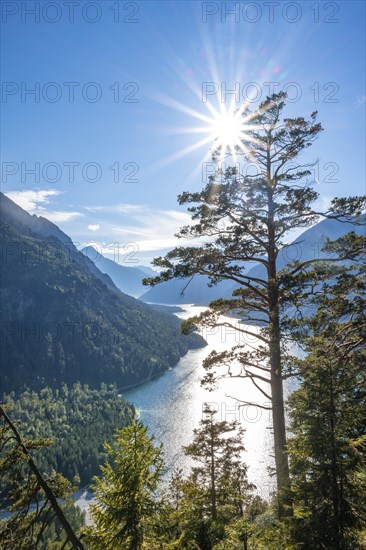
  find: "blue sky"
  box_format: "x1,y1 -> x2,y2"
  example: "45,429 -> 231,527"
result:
1,0 -> 365,265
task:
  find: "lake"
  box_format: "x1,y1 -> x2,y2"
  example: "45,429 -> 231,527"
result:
75,304 -> 280,520
124,304 -> 277,500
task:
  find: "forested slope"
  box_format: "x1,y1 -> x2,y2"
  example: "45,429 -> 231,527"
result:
0,194 -> 205,394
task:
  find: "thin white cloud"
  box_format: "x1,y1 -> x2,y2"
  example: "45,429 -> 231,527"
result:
355,95 -> 366,108
162,209 -> 192,223
71,203 -> 199,254
313,195 -> 333,213
5,189 -> 83,223
45,211 -> 83,222
85,204 -> 146,214
98,210 -> 192,242
87,224 -> 100,232
5,189 -> 60,213
133,238 -> 193,252
82,204 -> 192,239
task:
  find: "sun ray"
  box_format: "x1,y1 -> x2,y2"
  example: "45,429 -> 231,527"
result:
139,35 -> 284,181
149,134 -> 216,172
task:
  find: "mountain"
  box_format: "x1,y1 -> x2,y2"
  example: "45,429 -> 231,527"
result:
0,193 -> 205,394
81,246 -> 153,297
239,216 -> 365,285
141,275 -> 241,306
137,265 -> 157,277
140,217 -> 365,305
1,193 -> 117,293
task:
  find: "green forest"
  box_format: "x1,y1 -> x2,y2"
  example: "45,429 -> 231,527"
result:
1,384 -> 135,487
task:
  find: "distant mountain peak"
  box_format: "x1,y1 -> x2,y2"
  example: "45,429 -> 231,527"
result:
80,246 -> 156,298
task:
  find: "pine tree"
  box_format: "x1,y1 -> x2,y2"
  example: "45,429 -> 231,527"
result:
144,92 -> 365,516
85,420 -> 164,550
183,405 -> 252,523
165,469 -> 209,549
288,233 -> 366,548
163,407 -> 252,549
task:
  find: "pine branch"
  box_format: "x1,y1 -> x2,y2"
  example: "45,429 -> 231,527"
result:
225,394 -> 272,411
0,406 -> 85,550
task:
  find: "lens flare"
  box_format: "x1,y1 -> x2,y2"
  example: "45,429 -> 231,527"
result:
207,107 -> 252,161
211,112 -> 243,143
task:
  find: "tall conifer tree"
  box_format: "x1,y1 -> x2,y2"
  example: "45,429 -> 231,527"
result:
288,233 -> 366,548
145,92 -> 365,516
86,420 -> 164,550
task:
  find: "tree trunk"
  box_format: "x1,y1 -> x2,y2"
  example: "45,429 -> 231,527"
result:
267,186 -> 291,518
328,362 -> 344,549
270,334 -> 291,517
209,420 -> 217,521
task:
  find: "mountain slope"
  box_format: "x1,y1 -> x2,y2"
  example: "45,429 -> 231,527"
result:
0,194 -> 205,394
140,217 -> 365,305
141,274 -> 240,306
239,216 -> 365,285
81,245 -> 152,297
1,193 -> 117,292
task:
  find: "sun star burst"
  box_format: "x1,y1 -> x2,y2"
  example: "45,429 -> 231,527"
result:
207,106 -> 252,162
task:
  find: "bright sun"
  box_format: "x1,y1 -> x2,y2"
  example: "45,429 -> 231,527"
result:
149,87 -> 258,176
208,110 -> 247,157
